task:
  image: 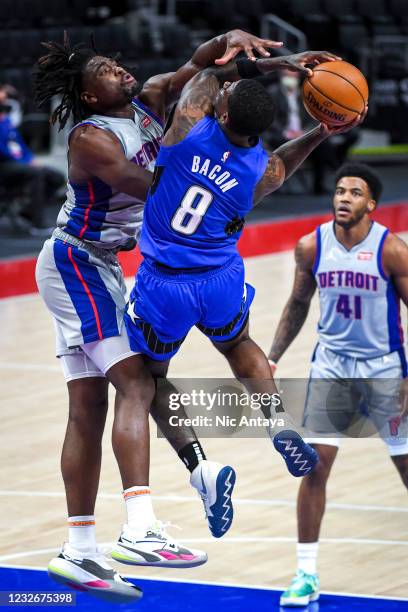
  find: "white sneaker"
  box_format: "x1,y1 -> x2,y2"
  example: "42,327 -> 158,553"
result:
111,521 -> 207,568
190,460 -> 236,538
48,543 -> 142,603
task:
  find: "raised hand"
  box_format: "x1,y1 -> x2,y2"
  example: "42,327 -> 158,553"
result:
320,104 -> 368,136
215,30 -> 283,65
283,51 -> 342,76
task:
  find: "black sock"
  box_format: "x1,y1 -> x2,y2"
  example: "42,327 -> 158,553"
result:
178,441 -> 207,473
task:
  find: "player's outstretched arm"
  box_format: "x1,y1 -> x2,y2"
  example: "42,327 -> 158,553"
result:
254,110 -> 366,203
139,30 -> 282,119
268,234 -> 317,365
254,125 -> 327,203
210,50 -> 340,85
70,126 -> 152,200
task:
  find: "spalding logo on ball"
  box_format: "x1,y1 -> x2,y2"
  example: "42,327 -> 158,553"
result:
303,60 -> 369,127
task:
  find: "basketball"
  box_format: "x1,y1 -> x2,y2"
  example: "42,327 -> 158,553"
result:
303,60 -> 369,127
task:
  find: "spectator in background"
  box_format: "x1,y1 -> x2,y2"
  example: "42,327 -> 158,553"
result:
0,84 -> 23,128
0,85 -> 65,234
265,70 -> 358,194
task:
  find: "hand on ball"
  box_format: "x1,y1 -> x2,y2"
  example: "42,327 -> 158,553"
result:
320,104 -> 368,136
283,51 -> 342,76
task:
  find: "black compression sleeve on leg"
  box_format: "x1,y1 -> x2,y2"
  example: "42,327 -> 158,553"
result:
178,441 -> 207,473
236,58 -> 262,79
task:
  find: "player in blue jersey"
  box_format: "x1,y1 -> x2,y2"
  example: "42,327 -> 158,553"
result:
268,163 -> 408,607
122,59 -> 366,559
33,30 -> 291,600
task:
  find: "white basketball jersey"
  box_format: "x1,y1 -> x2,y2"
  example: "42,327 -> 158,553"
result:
57,98 -> 163,249
313,221 -> 404,358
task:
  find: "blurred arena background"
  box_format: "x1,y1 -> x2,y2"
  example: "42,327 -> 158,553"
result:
0,0 -> 408,254
0,1 -> 407,611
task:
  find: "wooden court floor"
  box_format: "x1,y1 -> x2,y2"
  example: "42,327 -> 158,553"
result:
0,241 -> 407,599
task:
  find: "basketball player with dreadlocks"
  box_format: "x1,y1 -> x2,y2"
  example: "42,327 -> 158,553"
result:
33,30 -> 290,600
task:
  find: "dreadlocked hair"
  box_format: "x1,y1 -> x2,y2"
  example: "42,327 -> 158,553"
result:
33,31 -> 98,130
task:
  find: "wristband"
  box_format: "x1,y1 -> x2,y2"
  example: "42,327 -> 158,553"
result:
236,58 -> 262,79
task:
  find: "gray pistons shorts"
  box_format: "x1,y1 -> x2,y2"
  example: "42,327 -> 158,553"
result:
35,229 -> 138,380
303,344 -> 408,456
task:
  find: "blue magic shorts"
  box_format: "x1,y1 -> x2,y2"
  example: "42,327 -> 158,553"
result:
124,255 -> 255,361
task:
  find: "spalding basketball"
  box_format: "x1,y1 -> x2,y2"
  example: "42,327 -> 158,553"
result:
303,60 -> 368,127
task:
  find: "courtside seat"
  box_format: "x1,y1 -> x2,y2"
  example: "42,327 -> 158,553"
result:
371,23 -> 401,36
287,0 -> 331,25
323,0 -> 361,23
338,23 -> 369,54
160,23 -> 193,58
355,0 -> 394,24
389,0 -> 408,30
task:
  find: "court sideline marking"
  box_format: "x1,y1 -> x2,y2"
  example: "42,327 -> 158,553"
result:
0,489 -> 406,514
0,536 -> 407,564
0,563 -> 407,603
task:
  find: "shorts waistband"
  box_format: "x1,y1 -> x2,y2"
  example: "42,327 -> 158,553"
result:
53,228 -> 119,264
317,343 -> 405,362
143,255 -> 240,280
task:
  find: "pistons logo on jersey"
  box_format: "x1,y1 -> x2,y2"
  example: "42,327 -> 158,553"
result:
141,115 -> 152,129
357,251 -> 373,261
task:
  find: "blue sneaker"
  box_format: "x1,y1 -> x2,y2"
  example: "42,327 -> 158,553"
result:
190,460 -> 236,538
280,570 -> 320,606
273,430 -> 319,477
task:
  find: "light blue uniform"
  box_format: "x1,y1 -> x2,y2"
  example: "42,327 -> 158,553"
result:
304,221 -> 408,455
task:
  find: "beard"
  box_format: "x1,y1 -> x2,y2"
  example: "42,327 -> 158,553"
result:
333,204 -> 367,229
123,80 -> 143,101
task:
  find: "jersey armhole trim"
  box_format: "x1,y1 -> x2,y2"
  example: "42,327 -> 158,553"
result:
377,228 -> 389,281
312,225 -> 321,275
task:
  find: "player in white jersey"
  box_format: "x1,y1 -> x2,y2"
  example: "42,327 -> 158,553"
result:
32,30 -> 286,600
268,163 -> 408,607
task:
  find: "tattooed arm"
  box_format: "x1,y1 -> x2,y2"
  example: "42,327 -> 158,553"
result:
254,110 -> 367,204
253,126 -> 327,203
162,69 -> 220,146
268,232 -> 317,363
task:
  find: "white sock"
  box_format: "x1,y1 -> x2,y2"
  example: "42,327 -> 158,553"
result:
68,515 -> 97,553
123,486 -> 156,533
297,542 -> 319,575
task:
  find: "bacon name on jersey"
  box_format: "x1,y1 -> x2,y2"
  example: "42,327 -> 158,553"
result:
191,155 -> 239,193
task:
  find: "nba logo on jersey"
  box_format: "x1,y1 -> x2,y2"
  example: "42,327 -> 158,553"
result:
222,151 -> 231,163
357,251 -> 373,261
141,115 -> 152,128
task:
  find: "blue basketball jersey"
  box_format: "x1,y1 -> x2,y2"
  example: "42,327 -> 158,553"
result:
139,115 -> 269,267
